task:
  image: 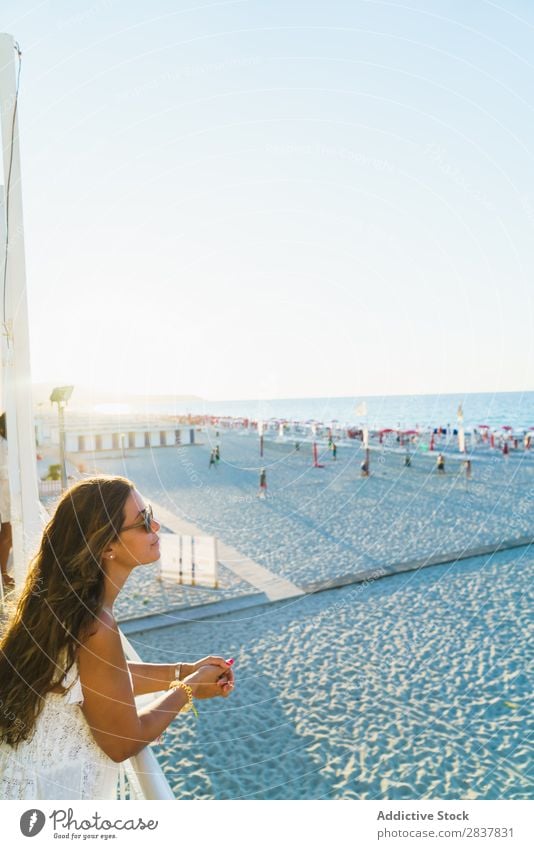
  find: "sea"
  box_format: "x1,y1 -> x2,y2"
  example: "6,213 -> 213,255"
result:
120,390 -> 534,432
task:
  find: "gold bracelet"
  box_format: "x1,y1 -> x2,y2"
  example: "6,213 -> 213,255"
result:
168,679 -> 198,716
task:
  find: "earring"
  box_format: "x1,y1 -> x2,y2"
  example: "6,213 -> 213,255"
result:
108,554 -> 114,560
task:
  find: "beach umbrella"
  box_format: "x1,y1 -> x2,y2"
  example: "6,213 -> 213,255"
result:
501,425 -> 513,431
379,428 -> 395,444
478,424 -> 490,429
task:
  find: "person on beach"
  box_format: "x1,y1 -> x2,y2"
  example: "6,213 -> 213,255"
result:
0,414 -> 13,592
436,453 -> 445,473
258,467 -> 267,498
215,444 -> 220,462
0,476 -> 234,799
404,452 -> 411,467
332,443 -> 337,460
360,459 -> 369,477
464,459 -> 472,479
209,449 -> 216,469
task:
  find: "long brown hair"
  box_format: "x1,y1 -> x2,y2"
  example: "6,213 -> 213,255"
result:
0,475 -> 133,746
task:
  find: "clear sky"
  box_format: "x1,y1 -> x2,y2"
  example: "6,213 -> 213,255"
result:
1,0 -> 533,400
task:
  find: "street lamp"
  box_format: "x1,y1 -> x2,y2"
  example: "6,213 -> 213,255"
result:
50,386 -> 74,491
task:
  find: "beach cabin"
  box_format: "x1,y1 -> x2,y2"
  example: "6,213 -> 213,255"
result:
129,431 -> 138,448
149,430 -> 162,447
163,429 -> 176,446
65,433 -> 78,452
103,433 -> 115,451
42,422 -> 196,456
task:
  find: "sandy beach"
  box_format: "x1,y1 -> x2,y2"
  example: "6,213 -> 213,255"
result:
128,546 -> 532,800
77,429 -> 534,800
86,429 -> 534,616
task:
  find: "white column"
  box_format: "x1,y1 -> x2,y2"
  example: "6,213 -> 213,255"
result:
0,34 -> 42,584
457,405 -> 465,454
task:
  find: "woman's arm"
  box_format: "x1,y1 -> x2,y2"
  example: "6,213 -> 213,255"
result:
78,613 -> 229,762
127,662 -> 175,695
127,656 -> 234,696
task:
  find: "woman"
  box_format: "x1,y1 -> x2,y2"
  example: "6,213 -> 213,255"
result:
0,475 -> 234,799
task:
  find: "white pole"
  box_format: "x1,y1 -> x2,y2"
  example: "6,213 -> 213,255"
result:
457,404 -> 465,454
0,33 -> 42,586
458,424 -> 465,454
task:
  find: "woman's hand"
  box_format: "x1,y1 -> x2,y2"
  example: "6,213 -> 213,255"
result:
180,656 -> 235,692
184,664 -> 234,700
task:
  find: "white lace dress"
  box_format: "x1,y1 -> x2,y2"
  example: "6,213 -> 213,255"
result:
0,660 -> 121,799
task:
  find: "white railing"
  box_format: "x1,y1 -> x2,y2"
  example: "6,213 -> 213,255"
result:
119,632 -> 175,800
38,480 -> 62,498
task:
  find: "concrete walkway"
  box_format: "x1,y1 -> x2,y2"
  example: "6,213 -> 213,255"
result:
301,535 -> 534,594
148,497 -> 304,602
120,536 -> 533,635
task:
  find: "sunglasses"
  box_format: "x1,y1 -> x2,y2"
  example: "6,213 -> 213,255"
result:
121,505 -> 155,534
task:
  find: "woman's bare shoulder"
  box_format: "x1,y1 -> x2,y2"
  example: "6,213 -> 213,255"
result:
78,609 -> 122,664
81,608 -> 118,642
77,609 -> 130,701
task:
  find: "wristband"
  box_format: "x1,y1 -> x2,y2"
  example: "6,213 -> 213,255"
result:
169,679 -> 198,717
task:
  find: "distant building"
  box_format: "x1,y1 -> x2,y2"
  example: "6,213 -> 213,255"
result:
35,415 -> 197,453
